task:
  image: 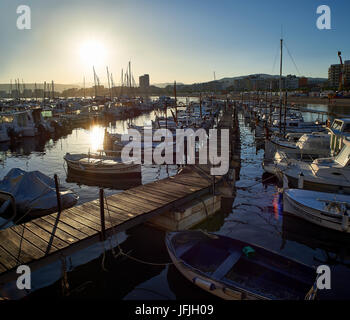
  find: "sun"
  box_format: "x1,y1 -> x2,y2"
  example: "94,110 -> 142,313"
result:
79,40 -> 107,67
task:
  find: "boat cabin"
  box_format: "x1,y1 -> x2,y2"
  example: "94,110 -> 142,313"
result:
328,118 -> 350,156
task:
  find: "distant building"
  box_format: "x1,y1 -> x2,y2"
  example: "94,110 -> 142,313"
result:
328,64 -> 341,88
328,60 -> 350,89
139,74 -> 150,88
285,75 -> 299,90
298,77 -> 308,88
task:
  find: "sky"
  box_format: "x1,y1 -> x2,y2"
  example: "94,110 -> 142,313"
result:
0,0 -> 349,85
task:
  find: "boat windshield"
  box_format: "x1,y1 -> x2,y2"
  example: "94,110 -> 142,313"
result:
332,120 -> 343,131
335,144 -> 350,166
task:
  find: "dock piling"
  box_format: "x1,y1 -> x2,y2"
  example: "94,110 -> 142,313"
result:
54,174 -> 62,214
99,188 -> 106,241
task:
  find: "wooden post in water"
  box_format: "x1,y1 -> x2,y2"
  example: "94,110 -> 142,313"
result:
54,174 -> 62,214
99,188 -> 106,241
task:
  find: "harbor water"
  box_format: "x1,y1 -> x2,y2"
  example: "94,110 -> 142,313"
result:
1,103 -> 350,300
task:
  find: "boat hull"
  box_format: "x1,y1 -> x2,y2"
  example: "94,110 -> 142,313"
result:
278,171 -> 350,195
166,231 -> 316,300
65,162 -> 141,179
283,189 -> 350,233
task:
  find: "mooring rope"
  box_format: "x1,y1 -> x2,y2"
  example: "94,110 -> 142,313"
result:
102,196 -> 173,267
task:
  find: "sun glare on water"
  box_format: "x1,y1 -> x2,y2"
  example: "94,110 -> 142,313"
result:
89,126 -> 105,152
79,40 -> 107,67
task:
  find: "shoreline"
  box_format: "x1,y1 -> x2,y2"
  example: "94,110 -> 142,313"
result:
229,94 -> 350,107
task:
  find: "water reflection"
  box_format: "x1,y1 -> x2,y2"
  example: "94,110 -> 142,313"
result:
89,125 -> 105,152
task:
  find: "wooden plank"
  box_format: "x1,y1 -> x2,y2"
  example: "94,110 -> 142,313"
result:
112,190 -> 166,207
128,186 -> 178,201
0,261 -> 7,273
122,189 -> 169,206
106,197 -> 149,215
23,221 -> 70,249
128,185 -> 180,202
149,185 -> 193,199
43,215 -> 89,240
63,208 -> 102,231
0,234 -> 34,265
2,228 -> 45,260
169,175 -> 211,188
31,218 -> 79,244
162,180 -> 203,193
77,202 -> 128,224
0,246 -> 19,270
11,225 -> 59,254
45,214 -> 96,237
110,193 -> 161,211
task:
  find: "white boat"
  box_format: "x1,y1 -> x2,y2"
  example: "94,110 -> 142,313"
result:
273,138 -> 350,194
1,108 -> 54,138
264,132 -> 331,173
283,189 -> 350,232
64,152 -> 141,178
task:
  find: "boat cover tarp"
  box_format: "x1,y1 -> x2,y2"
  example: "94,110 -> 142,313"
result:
0,168 -> 78,215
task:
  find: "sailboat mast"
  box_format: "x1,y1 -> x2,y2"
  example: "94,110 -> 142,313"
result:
279,38 -> 283,134
106,66 -> 112,100
83,76 -> 86,99
93,66 -> 97,98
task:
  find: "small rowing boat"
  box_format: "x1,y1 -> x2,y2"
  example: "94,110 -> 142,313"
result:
64,152 -> 141,178
166,231 -> 317,300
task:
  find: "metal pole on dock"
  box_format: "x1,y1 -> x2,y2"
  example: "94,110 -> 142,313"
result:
54,174 -> 62,214
99,188 -> 106,241
279,37 -> 283,135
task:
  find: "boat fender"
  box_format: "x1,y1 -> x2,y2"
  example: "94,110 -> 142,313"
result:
193,277 -> 216,291
342,211 -> 349,232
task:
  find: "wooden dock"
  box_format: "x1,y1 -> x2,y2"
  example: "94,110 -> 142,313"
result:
0,166 -> 218,287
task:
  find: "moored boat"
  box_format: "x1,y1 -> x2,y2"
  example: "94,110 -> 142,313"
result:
166,231 -> 317,300
64,152 -> 141,178
0,168 -> 78,219
283,189 -> 350,233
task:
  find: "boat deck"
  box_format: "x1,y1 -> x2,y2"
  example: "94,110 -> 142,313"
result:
0,166 -> 217,284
